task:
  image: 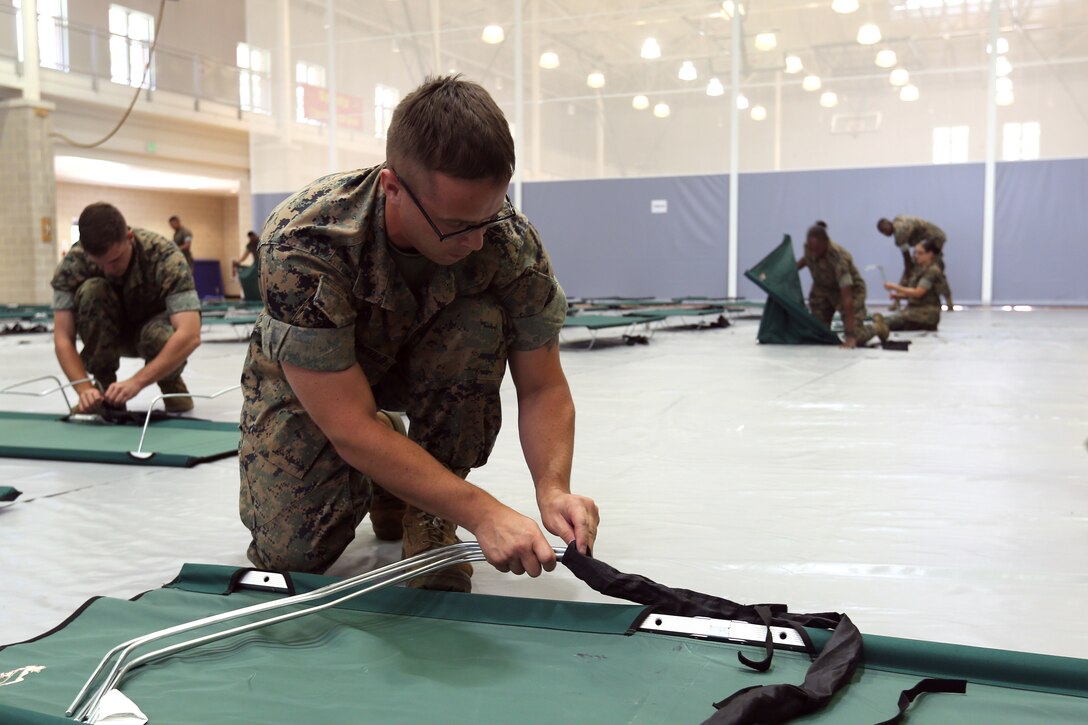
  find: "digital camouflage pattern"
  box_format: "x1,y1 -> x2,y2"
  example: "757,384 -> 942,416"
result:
51,228 -> 198,384
804,240 -> 875,344
239,164 -> 566,573
892,215 -> 952,303
173,225 -> 195,267
886,263 -> 946,331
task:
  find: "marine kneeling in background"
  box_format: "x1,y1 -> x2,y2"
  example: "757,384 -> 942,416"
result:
51,202 -> 202,414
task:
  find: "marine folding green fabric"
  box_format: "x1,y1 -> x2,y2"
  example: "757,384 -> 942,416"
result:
0,486 -> 20,502
744,236 -> 841,345
0,564 -> 1085,724
0,412 -> 239,467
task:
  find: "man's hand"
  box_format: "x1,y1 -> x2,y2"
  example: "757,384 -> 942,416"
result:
538,489 -> 599,555
472,507 -> 558,577
76,387 -> 104,413
841,335 -> 858,350
104,378 -> 144,407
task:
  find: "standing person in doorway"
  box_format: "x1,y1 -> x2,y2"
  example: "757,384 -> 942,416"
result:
169,215 -> 195,268
797,221 -> 887,348
238,75 -> 599,592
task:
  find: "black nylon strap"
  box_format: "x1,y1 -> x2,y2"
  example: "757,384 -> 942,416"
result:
561,545 -> 864,725
737,604 -> 775,672
873,678 -> 967,725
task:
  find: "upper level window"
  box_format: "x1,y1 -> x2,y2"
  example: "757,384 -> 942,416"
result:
109,4 -> 155,88
295,61 -> 327,125
14,0 -> 69,72
932,125 -> 969,164
1002,121 -> 1040,161
237,42 -> 271,114
375,84 -> 399,139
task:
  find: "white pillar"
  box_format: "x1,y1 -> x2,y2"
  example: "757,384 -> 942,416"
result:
727,12 -> 742,298
326,0 -> 338,174
773,71 -> 782,171
513,0 -> 524,209
21,0 -> 41,102
981,0 -> 1000,305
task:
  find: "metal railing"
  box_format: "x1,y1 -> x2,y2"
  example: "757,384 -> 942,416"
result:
0,6 -> 271,114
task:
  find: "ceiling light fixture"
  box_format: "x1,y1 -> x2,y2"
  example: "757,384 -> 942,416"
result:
996,77 -> 1013,94
857,23 -> 882,46
678,60 -> 698,81
996,56 -> 1012,77
831,0 -> 859,13
481,25 -> 504,44
720,1 -> 745,19
653,102 -> 671,118
539,51 -> 559,69
875,49 -> 897,68
996,89 -> 1014,106
641,37 -> 662,60
706,77 -> 725,97
587,71 -> 605,89
802,74 -> 822,91
784,55 -> 803,74
750,105 -> 767,121
632,94 -> 649,110
987,37 -> 1009,55
889,68 -> 910,87
820,91 -> 838,108
755,33 -> 777,51
899,84 -> 919,102
736,93 -> 749,110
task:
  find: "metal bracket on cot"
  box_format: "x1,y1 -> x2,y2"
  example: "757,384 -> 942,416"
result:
639,613 -> 810,651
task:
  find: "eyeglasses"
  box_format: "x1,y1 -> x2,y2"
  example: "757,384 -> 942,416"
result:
392,169 -> 516,243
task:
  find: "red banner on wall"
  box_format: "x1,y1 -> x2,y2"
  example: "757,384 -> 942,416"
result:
300,84 -> 364,129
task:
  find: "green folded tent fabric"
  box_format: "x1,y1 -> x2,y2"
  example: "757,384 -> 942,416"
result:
744,235 -> 841,345
0,486 -> 21,503
238,260 -> 262,302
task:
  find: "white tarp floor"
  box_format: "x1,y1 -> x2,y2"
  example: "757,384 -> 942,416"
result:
0,308 -> 1085,658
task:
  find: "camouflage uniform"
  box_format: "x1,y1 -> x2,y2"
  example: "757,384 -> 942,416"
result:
51,228 -> 200,387
173,226 -> 195,267
891,215 -> 951,302
239,165 -> 567,574
804,241 -> 876,344
884,263 -> 945,331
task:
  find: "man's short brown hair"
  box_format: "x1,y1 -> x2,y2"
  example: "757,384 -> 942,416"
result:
387,74 -> 515,186
78,202 -> 128,256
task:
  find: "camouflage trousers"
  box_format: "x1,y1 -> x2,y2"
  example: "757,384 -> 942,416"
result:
809,286 -> 876,345
240,294 -> 507,573
900,253 -> 952,303
884,307 -> 940,331
75,278 -> 185,387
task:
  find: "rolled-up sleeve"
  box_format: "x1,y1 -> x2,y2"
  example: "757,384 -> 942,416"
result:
495,220 -> 567,351
258,243 -> 357,371
53,289 -> 75,311
166,289 -> 201,314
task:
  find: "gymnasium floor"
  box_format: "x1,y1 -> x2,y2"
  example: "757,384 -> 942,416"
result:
1,308 -> 1085,659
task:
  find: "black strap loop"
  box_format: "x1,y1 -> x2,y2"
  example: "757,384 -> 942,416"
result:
873,678 -> 967,725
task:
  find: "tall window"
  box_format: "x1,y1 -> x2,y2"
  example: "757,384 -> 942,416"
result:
295,61 -> 326,124
1002,122 -> 1040,161
109,4 -> 154,88
932,125 -> 969,164
14,0 -> 69,72
374,84 -> 399,139
237,42 -> 271,114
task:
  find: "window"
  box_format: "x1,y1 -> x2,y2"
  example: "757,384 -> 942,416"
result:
14,0 -> 69,72
375,84 -> 399,139
295,61 -> 327,124
237,42 -> 271,114
109,4 -> 154,88
932,125 -> 969,164
1002,122 -> 1040,161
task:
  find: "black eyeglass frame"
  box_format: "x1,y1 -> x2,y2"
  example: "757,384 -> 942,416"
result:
391,168 -> 516,243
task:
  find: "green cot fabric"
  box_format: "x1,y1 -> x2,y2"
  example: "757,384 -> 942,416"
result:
203,314 -> 260,326
744,236 -> 841,345
237,260 -> 262,302
0,412 -> 239,467
0,305 -> 52,321
0,565 -> 1085,724
0,486 -> 21,502
563,314 -> 664,329
622,307 -> 726,318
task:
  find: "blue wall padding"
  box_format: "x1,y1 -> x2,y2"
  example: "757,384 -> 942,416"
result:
520,175 -> 731,299
994,158 -> 1088,304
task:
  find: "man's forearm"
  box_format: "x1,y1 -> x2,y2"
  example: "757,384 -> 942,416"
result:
132,331 -> 199,387
54,337 -> 93,391
518,383 -> 575,497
